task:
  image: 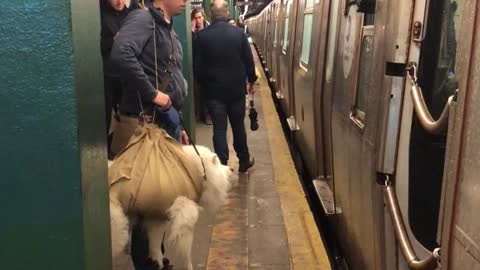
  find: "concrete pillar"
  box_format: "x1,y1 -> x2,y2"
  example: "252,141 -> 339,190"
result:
0,1 -> 111,270
174,1 -> 196,138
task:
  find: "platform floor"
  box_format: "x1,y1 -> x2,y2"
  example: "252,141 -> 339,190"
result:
188,95 -> 290,270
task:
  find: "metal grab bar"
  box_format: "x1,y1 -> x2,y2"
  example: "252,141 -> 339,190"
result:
407,64 -> 455,135
410,84 -> 453,134
384,180 -> 440,270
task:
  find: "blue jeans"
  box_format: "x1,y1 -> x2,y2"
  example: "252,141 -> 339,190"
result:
207,98 -> 250,165
163,124 -> 181,142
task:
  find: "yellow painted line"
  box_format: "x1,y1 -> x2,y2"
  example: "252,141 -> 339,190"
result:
255,66 -> 262,79
254,48 -> 332,270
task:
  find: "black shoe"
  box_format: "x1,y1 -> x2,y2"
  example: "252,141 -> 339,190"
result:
239,157 -> 255,173
162,258 -> 173,270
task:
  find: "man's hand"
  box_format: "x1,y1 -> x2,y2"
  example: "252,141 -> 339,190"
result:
191,20 -> 197,32
181,130 -> 189,145
153,91 -> 171,109
248,83 -> 256,94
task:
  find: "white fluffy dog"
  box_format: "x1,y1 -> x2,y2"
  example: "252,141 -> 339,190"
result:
109,145 -> 236,270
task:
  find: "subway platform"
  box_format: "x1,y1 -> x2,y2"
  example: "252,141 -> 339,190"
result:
116,50 -> 332,270
174,51 -> 331,270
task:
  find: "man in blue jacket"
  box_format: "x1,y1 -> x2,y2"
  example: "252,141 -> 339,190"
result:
194,0 -> 257,173
110,0 -> 189,157
109,0 -> 188,269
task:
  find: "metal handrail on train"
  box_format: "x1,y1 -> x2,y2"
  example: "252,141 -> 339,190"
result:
384,177 -> 441,270
407,64 -> 456,135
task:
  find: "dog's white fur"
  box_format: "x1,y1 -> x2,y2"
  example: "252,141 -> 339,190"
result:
109,145 -> 236,270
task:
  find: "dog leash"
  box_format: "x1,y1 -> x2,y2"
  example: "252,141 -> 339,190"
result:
180,117 -> 207,181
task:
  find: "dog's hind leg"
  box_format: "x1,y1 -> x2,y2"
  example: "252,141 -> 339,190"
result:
144,218 -> 168,269
110,201 -> 133,270
167,197 -> 201,270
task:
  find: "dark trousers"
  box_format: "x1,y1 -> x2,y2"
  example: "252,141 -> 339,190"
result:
104,76 -> 122,153
207,97 -> 250,165
194,79 -> 209,121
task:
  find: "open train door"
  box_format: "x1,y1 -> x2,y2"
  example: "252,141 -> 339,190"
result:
380,0 -> 478,269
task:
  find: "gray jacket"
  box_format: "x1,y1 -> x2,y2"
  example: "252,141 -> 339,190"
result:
110,7 -> 187,114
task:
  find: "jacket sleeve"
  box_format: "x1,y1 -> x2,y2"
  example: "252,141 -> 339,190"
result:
110,10 -> 157,103
241,33 -> 257,84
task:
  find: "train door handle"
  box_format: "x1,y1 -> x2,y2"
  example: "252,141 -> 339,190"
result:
406,63 -> 457,134
381,176 -> 441,270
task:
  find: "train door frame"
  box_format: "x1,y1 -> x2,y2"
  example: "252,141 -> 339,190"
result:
266,7 -> 273,71
328,0 -> 392,268
277,0 -> 297,122
268,3 -> 277,73
291,0 -> 328,176
319,0 -> 342,186
389,0 -> 471,268
271,0 -> 282,91
436,1 -> 480,268
438,3 -> 480,268
288,0 -> 300,126
311,0 -> 332,181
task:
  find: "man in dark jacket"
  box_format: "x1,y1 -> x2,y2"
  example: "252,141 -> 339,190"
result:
110,0 -> 189,156
194,0 -> 257,173
109,0 -> 188,269
100,0 -> 131,158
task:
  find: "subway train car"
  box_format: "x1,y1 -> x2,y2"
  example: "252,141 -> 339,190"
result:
247,0 -> 479,270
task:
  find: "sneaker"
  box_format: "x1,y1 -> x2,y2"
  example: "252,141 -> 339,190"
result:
239,157 -> 255,173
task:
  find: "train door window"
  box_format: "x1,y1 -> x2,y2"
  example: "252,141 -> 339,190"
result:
274,4 -> 279,47
408,0 -> 460,250
351,11 -> 375,125
300,0 -> 314,68
264,11 -> 268,44
282,0 -> 292,53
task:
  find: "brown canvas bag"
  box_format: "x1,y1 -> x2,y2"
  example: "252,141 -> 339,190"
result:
109,124 -> 203,216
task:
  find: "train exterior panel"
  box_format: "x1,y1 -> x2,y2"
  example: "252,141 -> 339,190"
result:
248,0 -> 480,269
277,0 -> 298,120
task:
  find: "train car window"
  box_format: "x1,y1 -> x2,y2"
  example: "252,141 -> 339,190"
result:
274,5 -> 279,47
300,0 -> 314,68
264,11 -> 269,44
306,0 -> 314,9
325,0 -> 341,82
351,12 -> 375,124
282,0 -> 292,53
355,32 -> 373,116
408,0 -> 460,250
300,14 -> 313,67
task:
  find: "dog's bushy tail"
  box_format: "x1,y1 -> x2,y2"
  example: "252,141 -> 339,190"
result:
166,196 -> 201,268
110,200 -> 130,259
